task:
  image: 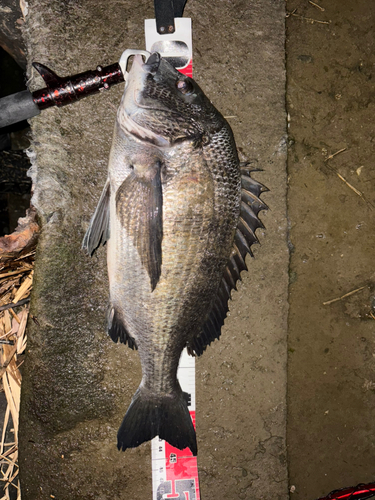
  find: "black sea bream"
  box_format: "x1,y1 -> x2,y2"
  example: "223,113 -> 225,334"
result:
83,52 -> 267,456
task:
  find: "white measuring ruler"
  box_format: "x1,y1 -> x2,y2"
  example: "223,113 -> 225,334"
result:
145,18 -> 200,500
151,350 -> 199,500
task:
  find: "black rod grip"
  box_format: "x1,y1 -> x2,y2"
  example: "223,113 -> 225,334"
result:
0,90 -> 40,129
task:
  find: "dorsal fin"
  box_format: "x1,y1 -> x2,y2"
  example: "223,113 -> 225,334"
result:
189,165 -> 267,356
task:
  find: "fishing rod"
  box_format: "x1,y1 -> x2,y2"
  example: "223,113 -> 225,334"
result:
0,0 -> 187,129
316,482 -> 375,500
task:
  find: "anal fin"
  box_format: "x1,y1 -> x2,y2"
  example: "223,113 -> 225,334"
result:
108,306 -> 137,350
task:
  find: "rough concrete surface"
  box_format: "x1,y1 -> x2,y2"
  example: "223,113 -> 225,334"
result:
286,1 -> 375,498
18,0 -> 288,499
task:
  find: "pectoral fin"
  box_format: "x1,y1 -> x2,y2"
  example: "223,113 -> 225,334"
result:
82,180 -> 110,256
116,165 -> 163,291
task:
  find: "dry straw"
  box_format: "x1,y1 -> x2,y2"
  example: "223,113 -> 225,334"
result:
0,248 -> 34,499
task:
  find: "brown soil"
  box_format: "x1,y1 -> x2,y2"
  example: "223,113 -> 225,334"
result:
286,0 -> 375,498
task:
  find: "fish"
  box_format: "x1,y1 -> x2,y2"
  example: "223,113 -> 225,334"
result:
82,52 -> 267,456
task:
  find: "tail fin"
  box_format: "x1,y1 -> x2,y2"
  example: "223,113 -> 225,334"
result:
117,386 -> 197,456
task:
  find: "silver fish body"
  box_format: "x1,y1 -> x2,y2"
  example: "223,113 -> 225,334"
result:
83,53 -> 267,455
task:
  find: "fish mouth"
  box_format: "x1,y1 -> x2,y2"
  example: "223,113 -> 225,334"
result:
128,52 -> 161,80
118,53 -> 166,145
144,52 -> 161,72
119,52 -> 180,146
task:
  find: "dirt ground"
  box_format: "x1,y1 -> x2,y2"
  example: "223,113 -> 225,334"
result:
286,0 -> 375,498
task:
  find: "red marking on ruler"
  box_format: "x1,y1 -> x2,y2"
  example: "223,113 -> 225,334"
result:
165,411 -> 200,500
179,61 -> 193,78
164,412 -> 200,500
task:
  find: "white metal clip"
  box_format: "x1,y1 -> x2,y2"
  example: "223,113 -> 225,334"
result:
118,49 -> 151,80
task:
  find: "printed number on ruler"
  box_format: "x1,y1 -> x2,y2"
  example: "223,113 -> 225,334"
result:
157,479 -> 197,500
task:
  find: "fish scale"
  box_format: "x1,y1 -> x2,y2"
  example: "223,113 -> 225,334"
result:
82,52 -> 266,456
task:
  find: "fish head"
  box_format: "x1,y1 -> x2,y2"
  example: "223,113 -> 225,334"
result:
118,52 -> 225,147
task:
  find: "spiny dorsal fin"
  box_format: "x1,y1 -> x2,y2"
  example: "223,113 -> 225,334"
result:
82,180 -> 111,256
116,164 -> 163,291
190,166 -> 267,356
240,161 -> 269,197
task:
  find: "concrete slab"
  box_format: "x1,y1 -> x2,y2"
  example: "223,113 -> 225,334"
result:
19,1 -> 288,498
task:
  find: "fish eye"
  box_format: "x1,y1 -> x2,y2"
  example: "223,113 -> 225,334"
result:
176,79 -> 194,95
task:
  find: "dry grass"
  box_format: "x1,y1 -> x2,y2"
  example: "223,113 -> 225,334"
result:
0,249 -> 34,499
323,285 -> 367,306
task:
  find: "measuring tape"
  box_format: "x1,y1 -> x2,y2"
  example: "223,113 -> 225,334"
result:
151,350 -> 200,500
145,18 -> 200,500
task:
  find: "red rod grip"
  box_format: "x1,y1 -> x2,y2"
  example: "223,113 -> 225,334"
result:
32,62 -> 124,110
316,483 -> 375,500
